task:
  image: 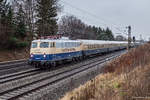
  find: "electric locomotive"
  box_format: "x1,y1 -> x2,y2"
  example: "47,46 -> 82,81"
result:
29,38 -> 83,67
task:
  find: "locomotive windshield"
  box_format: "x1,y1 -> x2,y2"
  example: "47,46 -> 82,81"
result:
40,42 -> 49,48
31,42 -> 37,48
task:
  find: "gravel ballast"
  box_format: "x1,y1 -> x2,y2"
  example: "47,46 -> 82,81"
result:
20,59 -> 112,100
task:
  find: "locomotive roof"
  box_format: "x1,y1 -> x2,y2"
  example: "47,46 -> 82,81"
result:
32,39 -> 81,43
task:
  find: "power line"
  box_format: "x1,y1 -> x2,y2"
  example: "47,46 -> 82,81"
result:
60,1 -> 108,27
60,0 -> 126,33
60,10 -> 108,28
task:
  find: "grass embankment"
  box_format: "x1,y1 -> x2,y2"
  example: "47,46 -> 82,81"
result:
0,48 -> 29,62
61,43 -> 150,100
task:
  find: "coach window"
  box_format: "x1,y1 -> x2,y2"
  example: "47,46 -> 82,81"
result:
64,42 -> 67,48
69,42 -> 71,48
77,43 -> 79,47
56,42 -> 61,48
72,42 -> 74,47
74,43 -> 77,47
68,42 -> 70,48
75,43 -> 77,47
67,42 -> 69,48
69,42 -> 72,48
76,43 -> 78,47
78,43 -> 80,47
64,42 -> 66,48
73,42 -> 75,47
61,43 -> 64,48
40,42 -> 49,48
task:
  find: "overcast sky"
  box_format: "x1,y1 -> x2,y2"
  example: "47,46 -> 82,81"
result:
59,0 -> 150,40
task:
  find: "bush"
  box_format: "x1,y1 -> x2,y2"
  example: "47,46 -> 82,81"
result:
7,37 -> 29,49
8,37 -> 18,49
17,41 -> 29,48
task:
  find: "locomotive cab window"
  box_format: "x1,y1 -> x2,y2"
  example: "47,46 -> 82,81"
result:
31,42 -> 38,48
40,42 -> 49,48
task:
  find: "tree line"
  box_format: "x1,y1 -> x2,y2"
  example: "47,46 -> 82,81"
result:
0,0 -> 59,49
58,15 -> 114,40
0,0 -> 115,49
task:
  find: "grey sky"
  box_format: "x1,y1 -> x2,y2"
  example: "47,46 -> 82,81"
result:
59,0 -> 150,40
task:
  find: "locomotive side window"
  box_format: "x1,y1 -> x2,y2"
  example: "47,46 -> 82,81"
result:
62,42 -> 64,48
40,42 -> 49,48
64,42 -> 67,48
56,42 -> 61,48
31,42 -> 37,48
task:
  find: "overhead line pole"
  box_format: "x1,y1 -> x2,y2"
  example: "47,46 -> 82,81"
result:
127,26 -> 131,50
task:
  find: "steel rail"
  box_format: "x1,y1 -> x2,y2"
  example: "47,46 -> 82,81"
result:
0,52 -> 123,100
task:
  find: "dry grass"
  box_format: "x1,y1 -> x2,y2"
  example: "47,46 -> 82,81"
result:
104,43 -> 150,74
61,43 -> 150,100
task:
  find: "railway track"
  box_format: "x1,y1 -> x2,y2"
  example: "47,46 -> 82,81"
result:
0,50 -> 124,84
0,51 -> 125,100
0,68 -> 40,84
0,65 -> 35,76
0,59 -> 26,66
0,59 -> 30,76
0,59 -> 27,70
0,62 -> 26,70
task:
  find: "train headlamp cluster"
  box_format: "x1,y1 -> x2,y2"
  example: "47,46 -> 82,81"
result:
30,54 -> 33,58
43,53 -> 46,58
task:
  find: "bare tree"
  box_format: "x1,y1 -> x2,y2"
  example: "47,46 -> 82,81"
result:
12,0 -> 36,39
23,0 -> 36,37
58,15 -> 96,39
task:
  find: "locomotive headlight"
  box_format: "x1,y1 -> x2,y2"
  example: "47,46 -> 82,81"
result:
30,54 -> 33,58
43,53 -> 46,58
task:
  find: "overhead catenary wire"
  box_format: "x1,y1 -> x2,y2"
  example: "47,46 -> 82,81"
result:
60,0 -> 127,34
60,10 -> 109,28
